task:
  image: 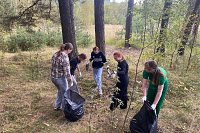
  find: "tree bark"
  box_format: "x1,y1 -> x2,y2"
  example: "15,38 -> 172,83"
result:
58,0 -> 78,58
186,11 -> 199,71
125,0 -> 134,48
178,0 -> 200,55
157,0 -> 172,53
94,0 -> 105,55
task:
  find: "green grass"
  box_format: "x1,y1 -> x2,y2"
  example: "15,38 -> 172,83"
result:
0,46 -> 200,133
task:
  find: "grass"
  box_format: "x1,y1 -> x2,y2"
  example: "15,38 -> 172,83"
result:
0,23 -> 200,132
0,45 -> 199,133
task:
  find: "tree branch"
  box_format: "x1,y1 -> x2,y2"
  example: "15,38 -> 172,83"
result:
18,0 -> 41,19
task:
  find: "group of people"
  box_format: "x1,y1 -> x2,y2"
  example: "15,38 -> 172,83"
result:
51,43 -> 168,117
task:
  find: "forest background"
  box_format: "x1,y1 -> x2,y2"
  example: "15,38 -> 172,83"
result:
0,0 -> 199,133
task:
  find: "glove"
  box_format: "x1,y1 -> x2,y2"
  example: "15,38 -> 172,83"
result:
151,104 -> 156,110
111,71 -> 117,78
69,76 -> 73,87
79,72 -> 82,77
86,63 -> 89,71
142,96 -> 147,103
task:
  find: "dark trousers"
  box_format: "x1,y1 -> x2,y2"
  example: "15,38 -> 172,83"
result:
110,91 -> 128,111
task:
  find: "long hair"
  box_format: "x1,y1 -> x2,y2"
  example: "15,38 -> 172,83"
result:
57,43 -> 73,56
145,60 -> 165,85
113,52 -> 124,60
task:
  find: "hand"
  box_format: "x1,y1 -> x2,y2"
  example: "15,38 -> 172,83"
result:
141,96 -> 147,103
111,73 -> 116,78
79,72 -> 82,77
70,81 -> 73,87
151,104 -> 156,110
69,76 -> 73,87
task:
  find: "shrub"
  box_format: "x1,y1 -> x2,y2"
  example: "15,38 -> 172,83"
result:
76,32 -> 93,47
6,29 -> 47,52
46,32 -> 62,47
75,19 -> 93,47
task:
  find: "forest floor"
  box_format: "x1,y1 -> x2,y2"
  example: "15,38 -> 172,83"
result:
0,44 -> 199,133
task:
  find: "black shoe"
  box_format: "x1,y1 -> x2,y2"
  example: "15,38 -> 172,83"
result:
120,100 -> 127,109
54,107 -> 61,111
110,103 -> 117,111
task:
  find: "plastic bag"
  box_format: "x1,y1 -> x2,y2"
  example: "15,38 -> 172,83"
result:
63,83 -> 85,122
130,101 -> 157,133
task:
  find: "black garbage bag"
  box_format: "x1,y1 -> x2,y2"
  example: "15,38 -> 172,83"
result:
63,83 -> 85,122
130,101 -> 157,133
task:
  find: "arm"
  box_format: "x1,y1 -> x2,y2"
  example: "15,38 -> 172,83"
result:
141,78 -> 148,97
63,55 -> 71,78
89,52 -> 94,62
77,65 -> 82,77
117,62 -> 127,75
102,52 -> 107,64
153,85 -> 164,105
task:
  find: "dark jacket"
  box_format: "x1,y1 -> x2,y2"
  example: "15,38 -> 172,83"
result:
116,60 -> 129,98
89,51 -> 107,69
70,57 -> 81,75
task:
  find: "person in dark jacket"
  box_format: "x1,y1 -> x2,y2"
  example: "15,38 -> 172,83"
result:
87,46 -> 107,95
110,52 -> 129,111
70,53 -> 87,84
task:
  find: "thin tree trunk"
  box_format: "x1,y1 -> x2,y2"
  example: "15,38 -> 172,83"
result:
186,11 -> 200,71
178,0 -> 200,55
58,0 -> 78,58
157,0 -> 172,53
125,0 -> 134,48
122,0 -> 147,130
180,0 -> 195,35
94,0 -> 105,55
153,16 -> 161,55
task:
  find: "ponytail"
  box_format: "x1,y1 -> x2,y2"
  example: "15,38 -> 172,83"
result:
58,43 -> 73,55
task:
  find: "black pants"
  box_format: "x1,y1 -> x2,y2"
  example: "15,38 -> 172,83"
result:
110,91 -> 128,111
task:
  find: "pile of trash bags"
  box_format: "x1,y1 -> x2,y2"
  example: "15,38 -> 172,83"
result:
63,83 -> 85,122
130,101 -> 158,133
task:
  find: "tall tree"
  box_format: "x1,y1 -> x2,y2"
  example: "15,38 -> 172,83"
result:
186,11 -> 200,71
58,0 -> 78,58
178,0 -> 200,55
125,0 -> 134,48
94,0 -> 105,55
157,0 -> 172,53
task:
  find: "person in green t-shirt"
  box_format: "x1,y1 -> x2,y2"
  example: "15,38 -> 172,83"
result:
141,60 -> 168,116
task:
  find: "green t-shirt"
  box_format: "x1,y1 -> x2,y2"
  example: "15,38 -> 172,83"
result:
143,67 -> 167,87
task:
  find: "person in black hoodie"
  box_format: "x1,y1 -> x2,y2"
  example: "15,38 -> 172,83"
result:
87,46 -> 107,96
70,53 -> 87,84
110,52 -> 129,111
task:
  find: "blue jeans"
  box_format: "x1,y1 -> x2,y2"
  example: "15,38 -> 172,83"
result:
93,67 -> 103,95
51,76 -> 68,109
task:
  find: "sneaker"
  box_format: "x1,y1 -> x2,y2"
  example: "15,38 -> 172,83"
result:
110,103 -> 117,111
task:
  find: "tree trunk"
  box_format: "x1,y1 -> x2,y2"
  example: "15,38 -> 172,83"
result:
94,0 -> 105,55
186,12 -> 199,71
125,0 -> 134,48
58,0 -> 78,58
157,0 -> 172,53
178,0 -> 200,55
